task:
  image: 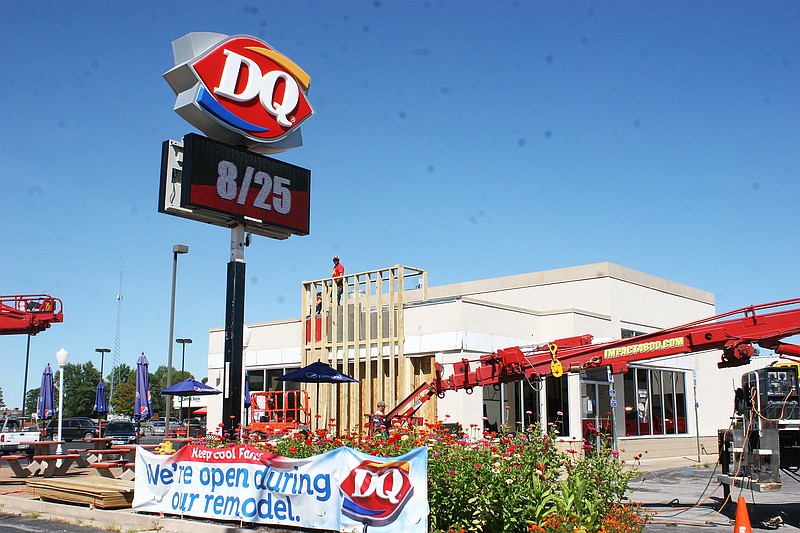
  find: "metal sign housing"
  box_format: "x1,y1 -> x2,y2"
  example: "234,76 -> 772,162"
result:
158,133 -> 311,239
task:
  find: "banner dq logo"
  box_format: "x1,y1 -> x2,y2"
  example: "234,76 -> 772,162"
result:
164,33 -> 314,154
339,460 -> 414,527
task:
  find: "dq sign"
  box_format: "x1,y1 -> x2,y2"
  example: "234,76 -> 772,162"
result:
340,460 -> 415,527
164,33 -> 314,154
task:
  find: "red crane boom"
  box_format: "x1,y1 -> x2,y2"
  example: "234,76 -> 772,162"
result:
0,294 -> 64,336
434,298 -> 800,394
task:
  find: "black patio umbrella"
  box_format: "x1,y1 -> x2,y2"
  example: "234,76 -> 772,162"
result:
277,361 -> 358,429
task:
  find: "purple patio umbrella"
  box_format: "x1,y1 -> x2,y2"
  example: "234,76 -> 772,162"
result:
134,353 -> 154,422
36,364 -> 55,421
94,381 -> 108,436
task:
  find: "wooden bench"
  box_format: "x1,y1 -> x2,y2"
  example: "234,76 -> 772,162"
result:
2,454 -> 34,478
84,448 -> 128,464
67,448 -> 91,467
90,460 -> 135,481
31,453 -> 81,477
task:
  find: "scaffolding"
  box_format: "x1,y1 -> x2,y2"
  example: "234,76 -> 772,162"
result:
301,265 -> 432,433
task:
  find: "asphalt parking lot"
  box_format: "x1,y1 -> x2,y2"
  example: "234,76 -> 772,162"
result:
630,465 -> 800,532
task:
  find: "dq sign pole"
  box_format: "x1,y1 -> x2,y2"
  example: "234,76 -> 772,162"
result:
160,33 -> 314,436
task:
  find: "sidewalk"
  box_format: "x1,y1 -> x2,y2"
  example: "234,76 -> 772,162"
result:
0,466 -> 298,533
624,452 -> 720,473
628,457 -> 799,532
2,454 -> 797,532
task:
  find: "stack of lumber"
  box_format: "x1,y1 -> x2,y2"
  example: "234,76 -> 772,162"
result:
26,477 -> 134,509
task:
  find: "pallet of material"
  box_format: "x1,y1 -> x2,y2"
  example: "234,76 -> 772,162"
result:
26,477 -> 134,509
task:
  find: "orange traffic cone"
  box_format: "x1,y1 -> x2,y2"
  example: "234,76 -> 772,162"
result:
734,496 -> 753,533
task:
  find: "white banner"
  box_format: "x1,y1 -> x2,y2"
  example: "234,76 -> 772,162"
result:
133,444 -> 428,532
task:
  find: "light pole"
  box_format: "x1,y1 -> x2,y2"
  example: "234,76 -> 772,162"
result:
95,348 -> 111,381
166,244 -> 189,437
22,334 -> 31,415
55,348 -> 69,458
176,338 -> 192,418
242,326 -> 251,430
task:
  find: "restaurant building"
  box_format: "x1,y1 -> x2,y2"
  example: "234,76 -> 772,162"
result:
205,262 -> 775,460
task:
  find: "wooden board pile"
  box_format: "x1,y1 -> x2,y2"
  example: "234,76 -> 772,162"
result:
26,477 -> 134,509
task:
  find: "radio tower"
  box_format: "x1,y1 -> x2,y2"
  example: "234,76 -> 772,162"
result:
109,267 -> 124,408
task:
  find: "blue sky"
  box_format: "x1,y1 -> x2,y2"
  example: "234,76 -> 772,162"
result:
1,1 -> 797,410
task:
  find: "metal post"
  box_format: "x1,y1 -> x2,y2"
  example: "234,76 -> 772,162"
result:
693,370 -> 701,463
95,348 -> 110,381
22,334 -> 31,415
55,348 -> 69,460
176,339 -> 192,419
166,244 -> 189,436
222,224 -> 246,438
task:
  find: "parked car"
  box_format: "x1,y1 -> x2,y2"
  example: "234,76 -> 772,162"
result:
0,417 -> 39,454
168,418 -> 206,438
148,420 -> 166,436
103,420 -> 137,446
44,417 -> 98,441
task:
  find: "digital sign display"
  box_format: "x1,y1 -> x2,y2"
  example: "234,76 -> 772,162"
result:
158,134 -> 311,238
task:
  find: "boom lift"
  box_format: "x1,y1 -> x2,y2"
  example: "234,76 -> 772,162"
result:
390,299 -> 800,491
0,294 -> 63,336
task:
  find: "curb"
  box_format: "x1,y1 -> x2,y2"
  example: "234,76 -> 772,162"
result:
0,492 -> 298,533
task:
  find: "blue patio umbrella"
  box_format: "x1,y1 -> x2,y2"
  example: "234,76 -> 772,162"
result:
277,361 -> 358,429
277,361 -> 359,384
134,353 -> 153,422
162,378 -> 221,436
161,377 -> 221,396
36,364 -> 55,421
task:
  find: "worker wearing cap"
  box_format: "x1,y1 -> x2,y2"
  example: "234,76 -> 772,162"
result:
332,255 -> 345,305
373,400 -> 387,434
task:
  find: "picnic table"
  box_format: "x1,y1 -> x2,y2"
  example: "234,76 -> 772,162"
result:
90,444 -> 160,480
3,441 -> 80,478
84,436 -> 114,450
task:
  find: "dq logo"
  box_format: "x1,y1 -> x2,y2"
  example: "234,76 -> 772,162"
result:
191,36 -> 314,142
165,33 -> 314,153
339,460 -> 414,527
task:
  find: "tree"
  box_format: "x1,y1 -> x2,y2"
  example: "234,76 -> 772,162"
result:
109,363 -> 134,386
25,388 -> 39,417
56,362 -> 101,418
149,365 -> 193,418
108,364 -> 135,416
111,380 -> 136,419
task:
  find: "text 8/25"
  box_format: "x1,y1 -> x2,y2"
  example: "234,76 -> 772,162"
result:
215,160 -> 291,214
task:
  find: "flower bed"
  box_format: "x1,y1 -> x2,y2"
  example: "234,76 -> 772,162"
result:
196,419 -> 649,533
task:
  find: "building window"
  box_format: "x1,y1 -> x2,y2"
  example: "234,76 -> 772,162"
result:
246,367 -> 301,393
546,375 -> 569,434
621,328 -> 645,339
623,368 -> 687,436
514,380 -> 540,428
247,371 -> 265,392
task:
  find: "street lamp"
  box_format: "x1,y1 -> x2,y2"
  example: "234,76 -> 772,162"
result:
165,244 -> 189,437
176,338 -> 192,417
95,347 -> 111,381
55,348 -> 69,458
